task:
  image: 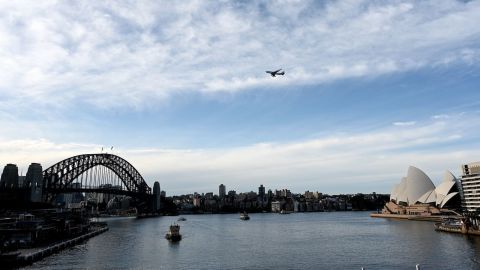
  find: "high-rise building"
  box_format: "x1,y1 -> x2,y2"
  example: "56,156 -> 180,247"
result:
153,181 -> 161,211
1,164 -> 19,188
219,184 -> 226,198
267,189 -> 273,199
460,161 -> 480,212
281,189 -> 291,198
258,184 -> 265,198
25,163 -> 43,202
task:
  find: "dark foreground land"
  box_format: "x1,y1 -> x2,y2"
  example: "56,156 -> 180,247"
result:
0,208 -> 108,268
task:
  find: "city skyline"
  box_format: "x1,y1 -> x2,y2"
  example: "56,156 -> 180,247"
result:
1,1 -> 480,195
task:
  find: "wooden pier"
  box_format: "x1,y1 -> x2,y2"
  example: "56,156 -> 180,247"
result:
1,225 -> 108,267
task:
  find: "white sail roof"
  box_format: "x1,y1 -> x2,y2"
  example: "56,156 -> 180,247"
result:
442,170 -> 456,183
396,177 -> 408,204
404,166 -> 435,206
390,167 -> 460,208
440,192 -> 459,208
390,184 -> 399,202
416,190 -> 436,204
435,171 -> 457,206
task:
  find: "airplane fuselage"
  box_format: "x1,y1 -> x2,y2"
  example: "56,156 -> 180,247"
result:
266,69 -> 285,77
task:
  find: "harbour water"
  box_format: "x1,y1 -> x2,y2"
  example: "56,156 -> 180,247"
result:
24,212 -> 480,269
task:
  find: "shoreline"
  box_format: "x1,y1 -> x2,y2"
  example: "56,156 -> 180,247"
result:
370,213 -> 448,222
1,224 -> 108,268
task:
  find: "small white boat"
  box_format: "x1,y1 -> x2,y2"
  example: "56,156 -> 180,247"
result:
240,212 -> 250,220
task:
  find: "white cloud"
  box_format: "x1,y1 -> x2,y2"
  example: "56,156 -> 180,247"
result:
393,121 -> 416,126
0,115 -> 477,194
432,114 -> 450,120
0,0 -> 479,110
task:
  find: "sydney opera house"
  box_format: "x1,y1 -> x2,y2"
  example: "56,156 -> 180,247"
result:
382,166 -> 461,216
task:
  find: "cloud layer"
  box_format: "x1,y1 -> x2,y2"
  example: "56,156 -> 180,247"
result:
1,114 -> 477,194
0,0 -> 479,110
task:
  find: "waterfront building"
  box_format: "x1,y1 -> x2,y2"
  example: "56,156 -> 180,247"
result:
390,166 -> 435,205
219,184 -> 226,198
1,164 -> 19,189
384,166 -> 461,215
193,196 -> 201,207
271,200 -> 281,212
460,161 -> 480,212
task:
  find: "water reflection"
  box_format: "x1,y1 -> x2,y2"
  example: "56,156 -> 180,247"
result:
24,212 -> 480,269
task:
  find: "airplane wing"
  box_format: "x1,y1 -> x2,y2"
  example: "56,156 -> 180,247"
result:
273,69 -> 282,73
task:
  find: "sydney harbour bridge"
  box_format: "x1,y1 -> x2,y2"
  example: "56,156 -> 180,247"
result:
0,153 -> 161,214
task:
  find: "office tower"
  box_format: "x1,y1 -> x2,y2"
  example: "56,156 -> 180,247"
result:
219,184 -> 226,198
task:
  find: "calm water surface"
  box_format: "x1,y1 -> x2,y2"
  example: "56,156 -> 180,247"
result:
24,212 -> 480,269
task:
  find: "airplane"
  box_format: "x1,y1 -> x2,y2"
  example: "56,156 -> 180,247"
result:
266,69 -> 285,77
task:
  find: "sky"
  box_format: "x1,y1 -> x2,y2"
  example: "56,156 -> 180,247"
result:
1,0 -> 480,195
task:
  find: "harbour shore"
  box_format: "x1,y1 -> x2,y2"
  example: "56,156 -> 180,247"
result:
0,223 -> 108,268
370,213 -> 448,222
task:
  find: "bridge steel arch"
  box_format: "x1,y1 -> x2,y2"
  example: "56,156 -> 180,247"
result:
42,154 -> 151,200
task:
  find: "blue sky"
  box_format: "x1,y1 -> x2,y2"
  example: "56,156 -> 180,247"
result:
1,0 -> 480,195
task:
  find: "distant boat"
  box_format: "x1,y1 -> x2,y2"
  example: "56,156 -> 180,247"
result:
435,217 -> 480,236
279,210 -> 292,214
240,212 -> 250,220
177,217 -> 187,221
165,224 -> 182,242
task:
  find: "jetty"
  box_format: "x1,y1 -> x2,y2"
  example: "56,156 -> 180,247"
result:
1,224 -> 108,268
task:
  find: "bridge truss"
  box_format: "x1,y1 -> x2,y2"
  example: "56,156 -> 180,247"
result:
42,154 -> 152,202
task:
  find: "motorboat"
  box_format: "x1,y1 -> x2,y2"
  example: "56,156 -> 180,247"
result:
165,224 -> 182,241
240,212 -> 250,220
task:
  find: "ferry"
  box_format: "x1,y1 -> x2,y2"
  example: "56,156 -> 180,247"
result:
435,217 -> 480,236
165,224 -> 182,241
240,212 -> 250,220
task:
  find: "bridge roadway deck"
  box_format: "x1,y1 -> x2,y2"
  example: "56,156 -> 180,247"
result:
46,187 -> 152,198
